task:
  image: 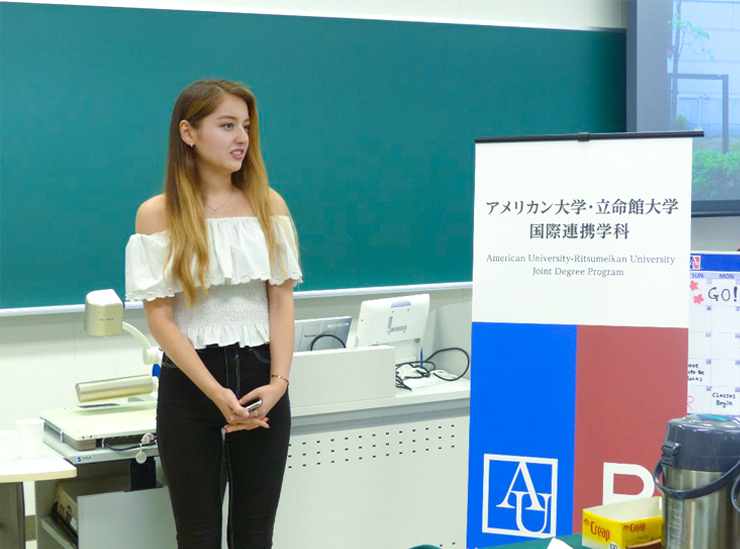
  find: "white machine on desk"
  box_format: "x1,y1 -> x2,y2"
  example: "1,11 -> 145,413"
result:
355,293 -> 430,364
287,295 -> 430,408
41,290 -> 159,452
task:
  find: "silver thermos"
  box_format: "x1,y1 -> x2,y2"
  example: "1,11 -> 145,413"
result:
654,414 -> 740,548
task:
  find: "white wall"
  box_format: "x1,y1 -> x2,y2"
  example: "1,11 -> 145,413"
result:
692,216 -> 740,251
0,288 -> 472,430
2,0 -> 628,29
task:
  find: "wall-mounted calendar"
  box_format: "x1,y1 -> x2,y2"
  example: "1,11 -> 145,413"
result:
689,253 -> 740,416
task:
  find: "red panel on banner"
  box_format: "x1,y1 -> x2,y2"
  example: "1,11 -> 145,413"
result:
571,325 -> 688,532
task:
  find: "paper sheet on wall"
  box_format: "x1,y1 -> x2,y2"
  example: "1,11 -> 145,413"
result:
689,253 -> 740,416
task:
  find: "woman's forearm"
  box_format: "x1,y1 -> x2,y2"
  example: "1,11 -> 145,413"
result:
267,280 -> 295,388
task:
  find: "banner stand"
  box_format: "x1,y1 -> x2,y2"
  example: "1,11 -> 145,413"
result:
467,131 -> 697,547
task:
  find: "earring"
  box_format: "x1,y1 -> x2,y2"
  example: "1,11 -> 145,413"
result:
190,142 -> 195,148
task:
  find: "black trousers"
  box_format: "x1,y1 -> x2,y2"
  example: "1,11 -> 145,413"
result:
158,343 -> 291,549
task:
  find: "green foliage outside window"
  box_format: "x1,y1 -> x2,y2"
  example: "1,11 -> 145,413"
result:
675,114 -> 689,131
693,148 -> 740,200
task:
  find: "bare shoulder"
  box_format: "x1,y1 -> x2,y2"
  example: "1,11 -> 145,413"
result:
135,194 -> 167,235
269,188 -> 290,216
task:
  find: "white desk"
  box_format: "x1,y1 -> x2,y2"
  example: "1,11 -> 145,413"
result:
34,378 -> 471,549
280,377 -> 471,549
0,431 -> 76,549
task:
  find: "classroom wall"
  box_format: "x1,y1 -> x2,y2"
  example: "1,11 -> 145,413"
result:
2,0 -> 736,450
0,0 -> 628,429
0,288 -> 474,430
692,216 -> 740,251
7,0 -> 740,527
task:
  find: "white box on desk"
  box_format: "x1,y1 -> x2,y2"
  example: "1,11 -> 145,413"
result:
289,345 -> 396,407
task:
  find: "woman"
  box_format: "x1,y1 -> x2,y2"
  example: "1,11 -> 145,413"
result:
125,79 -> 301,549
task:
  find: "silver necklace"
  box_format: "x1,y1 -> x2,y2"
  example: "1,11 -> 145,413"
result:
206,189 -> 234,215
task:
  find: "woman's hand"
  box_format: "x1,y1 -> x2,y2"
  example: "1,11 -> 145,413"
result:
224,382 -> 287,433
211,386 -> 270,432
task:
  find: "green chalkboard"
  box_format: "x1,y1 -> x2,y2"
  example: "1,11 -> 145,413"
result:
0,3 -> 626,308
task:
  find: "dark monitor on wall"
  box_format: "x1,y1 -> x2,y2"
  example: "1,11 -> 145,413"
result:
627,0 -> 740,216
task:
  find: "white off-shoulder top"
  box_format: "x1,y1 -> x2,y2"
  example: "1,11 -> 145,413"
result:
125,216 -> 302,349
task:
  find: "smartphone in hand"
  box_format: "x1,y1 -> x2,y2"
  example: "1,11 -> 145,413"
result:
244,399 -> 262,413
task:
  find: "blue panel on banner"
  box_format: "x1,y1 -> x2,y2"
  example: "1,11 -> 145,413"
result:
690,253 -> 740,273
466,322 -> 577,547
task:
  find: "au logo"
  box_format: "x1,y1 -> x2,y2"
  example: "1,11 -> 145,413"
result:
482,454 -> 557,538
690,255 -> 701,270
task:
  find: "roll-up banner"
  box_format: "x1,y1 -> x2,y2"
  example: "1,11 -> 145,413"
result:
467,133 -> 696,547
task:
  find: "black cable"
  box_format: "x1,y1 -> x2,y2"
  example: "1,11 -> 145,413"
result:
422,347 -> 470,382
102,441 -> 140,452
101,437 -> 157,452
309,333 -> 347,350
396,347 -> 470,388
396,360 -> 437,369
396,374 -> 413,391
395,360 -> 438,379
395,347 -> 471,389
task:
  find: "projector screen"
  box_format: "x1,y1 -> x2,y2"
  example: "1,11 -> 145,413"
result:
628,0 -> 740,216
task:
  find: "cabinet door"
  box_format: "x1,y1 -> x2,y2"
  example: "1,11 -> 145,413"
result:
78,487 -> 176,549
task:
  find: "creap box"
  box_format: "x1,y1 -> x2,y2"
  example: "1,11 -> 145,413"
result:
582,496 -> 663,549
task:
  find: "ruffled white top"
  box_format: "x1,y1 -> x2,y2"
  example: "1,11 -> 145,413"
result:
125,216 -> 302,349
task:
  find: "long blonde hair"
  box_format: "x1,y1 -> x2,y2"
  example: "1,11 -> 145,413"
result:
164,79 -> 294,306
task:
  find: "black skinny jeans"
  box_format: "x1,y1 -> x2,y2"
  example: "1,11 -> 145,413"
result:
158,343 -> 291,549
